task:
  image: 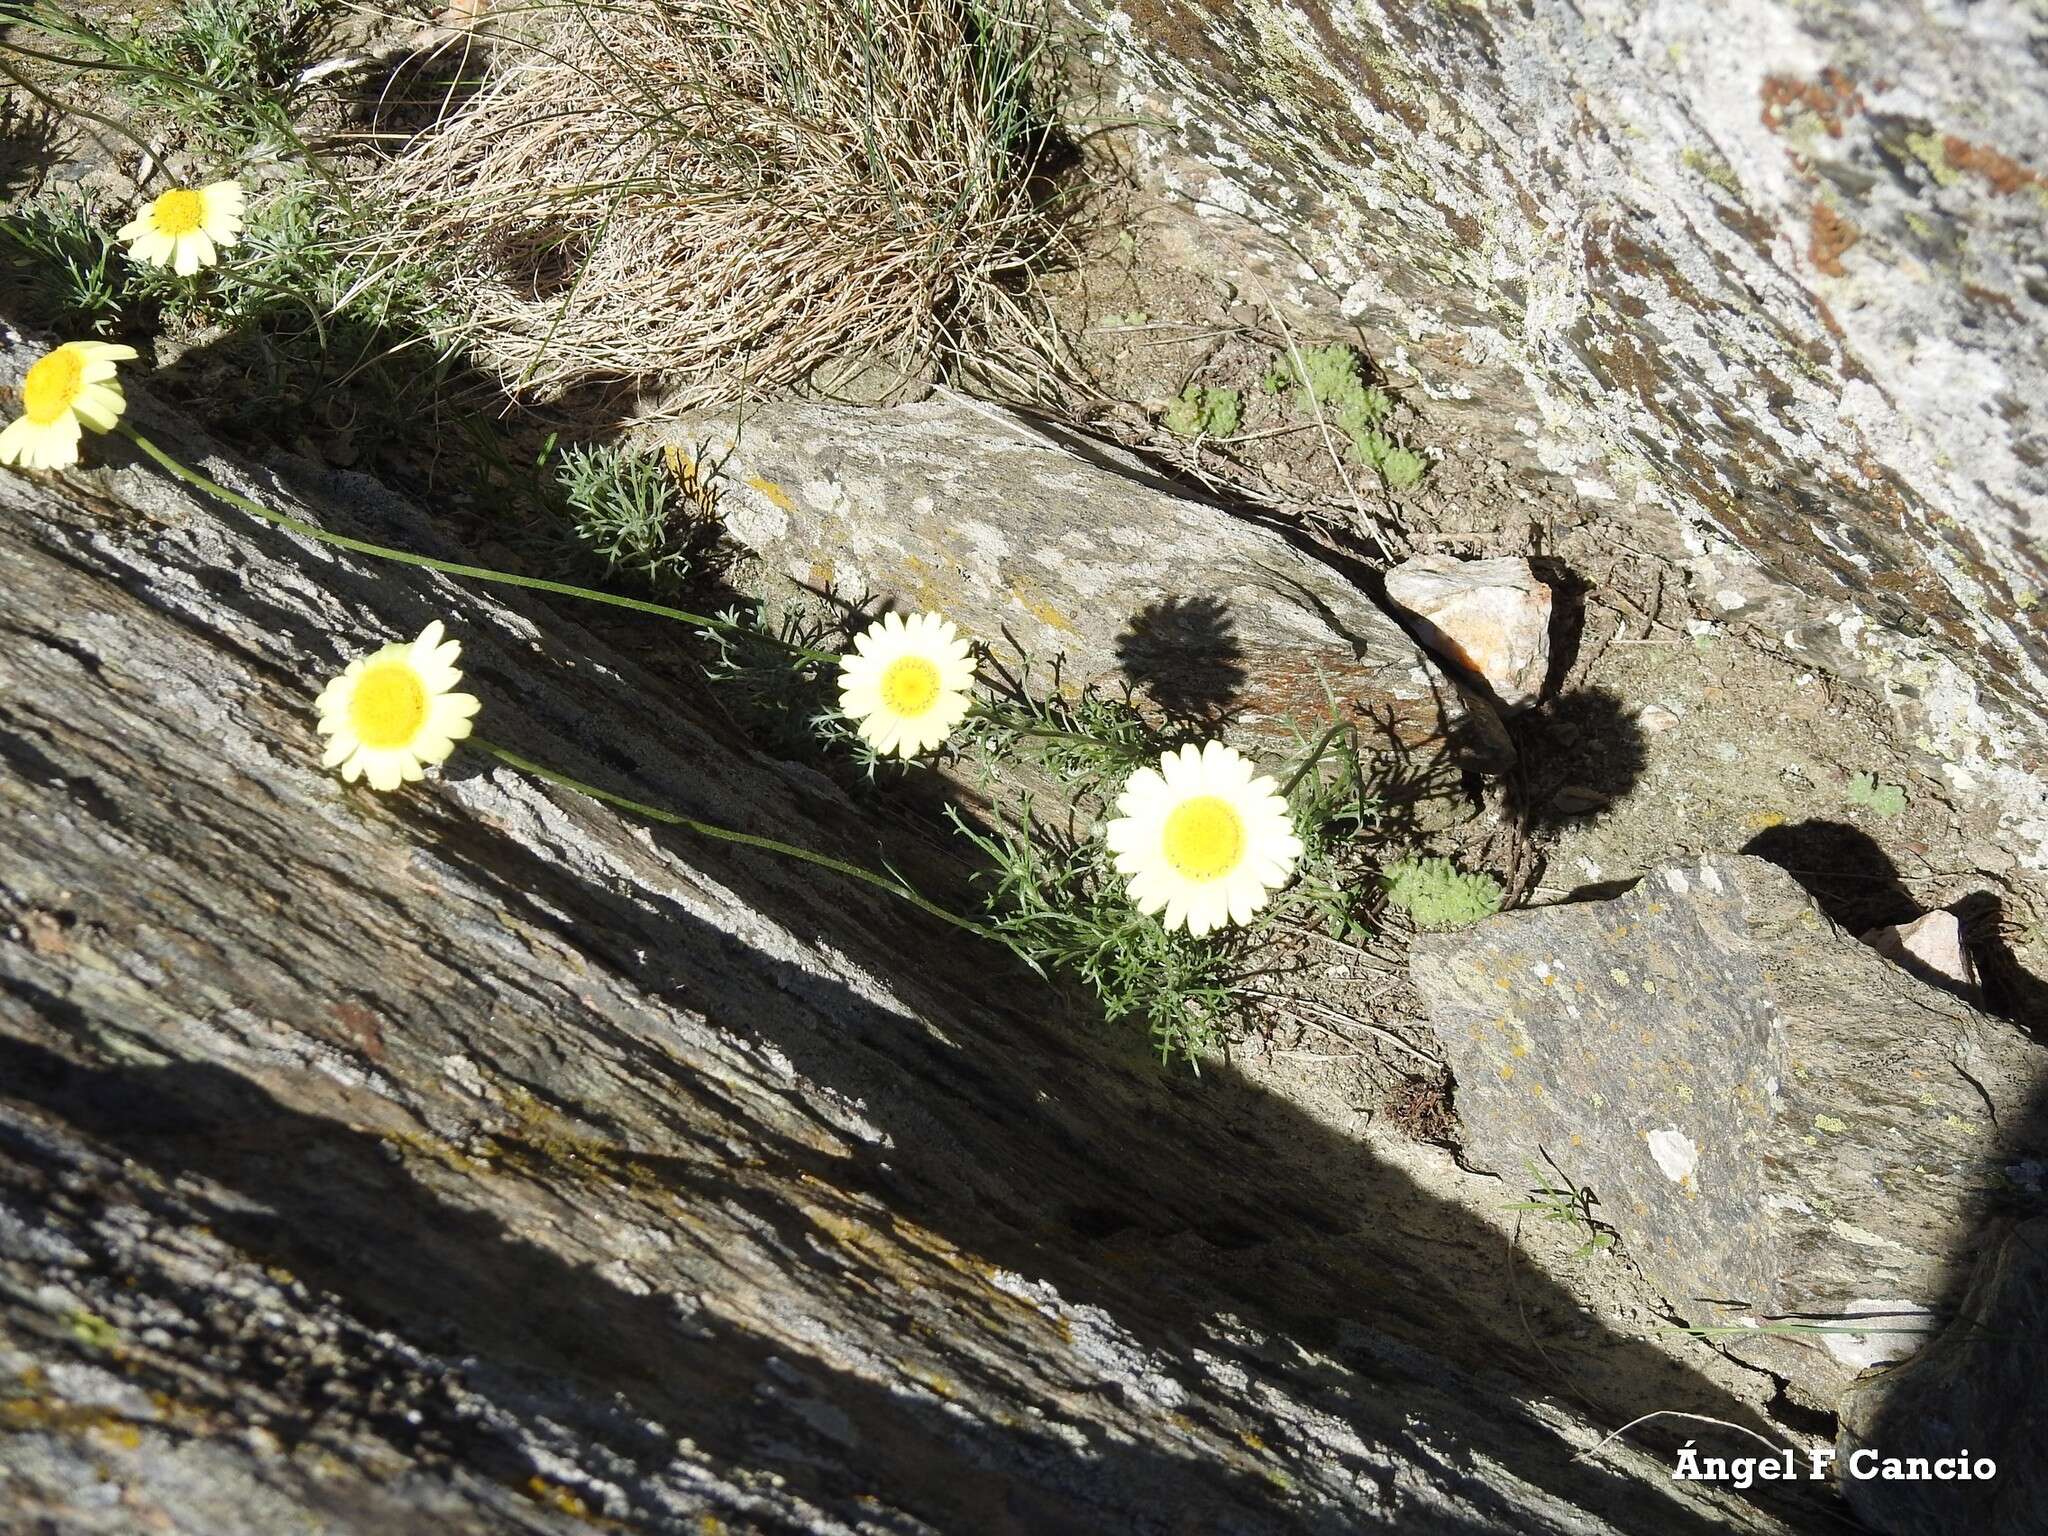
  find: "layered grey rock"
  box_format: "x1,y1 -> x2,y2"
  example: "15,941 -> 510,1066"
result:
0,328 -> 1795,1533
1411,855 -> 2048,1408
1077,0 -> 2048,852
667,397 -> 1512,768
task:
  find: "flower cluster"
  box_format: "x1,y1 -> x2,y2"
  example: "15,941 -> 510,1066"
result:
835,609 -> 1301,935
6,175 -> 1300,944
1,179 -> 244,472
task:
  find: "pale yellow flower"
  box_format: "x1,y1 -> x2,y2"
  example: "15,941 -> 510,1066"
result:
117,180 -> 245,275
0,341 -> 141,471
837,610 -> 975,758
315,620 -> 481,791
1105,741 -> 1303,936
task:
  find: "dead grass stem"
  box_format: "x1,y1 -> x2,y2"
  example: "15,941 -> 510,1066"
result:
362,0 -> 1069,412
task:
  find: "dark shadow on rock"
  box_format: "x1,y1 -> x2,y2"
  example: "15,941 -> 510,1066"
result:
1740,820 -> 1921,934
1527,555 -> 1590,704
1740,819 -> 2048,1529
1114,594 -> 1245,727
0,1031 -> 1398,1535
396,753 -> 1840,1534
1955,890 -> 2048,1041
1501,690 -> 1649,892
1832,948 -> 2048,1531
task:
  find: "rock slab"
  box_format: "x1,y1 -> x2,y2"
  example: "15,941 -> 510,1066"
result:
1411,854 -> 2048,1407
1385,554 -> 1553,714
1836,1216 -> 2048,1536
1862,910 -> 1979,999
0,321 -> 1788,1534
1080,0 -> 2048,771
669,399 -> 1511,768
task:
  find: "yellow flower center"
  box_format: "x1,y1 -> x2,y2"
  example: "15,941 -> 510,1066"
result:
348,660 -> 429,749
151,188 -> 206,237
1160,795 -> 1246,882
878,655 -> 942,717
22,349 -> 85,426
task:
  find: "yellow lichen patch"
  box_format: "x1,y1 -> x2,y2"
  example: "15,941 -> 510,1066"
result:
0,1397 -> 147,1447
745,475 -> 795,512
65,1309 -> 122,1352
1009,580 -> 1076,634
901,1363 -> 957,1399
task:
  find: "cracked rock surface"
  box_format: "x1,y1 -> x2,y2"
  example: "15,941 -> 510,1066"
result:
0,331 -> 1800,1533
1412,854 -> 2048,1415
1076,0 -> 2048,847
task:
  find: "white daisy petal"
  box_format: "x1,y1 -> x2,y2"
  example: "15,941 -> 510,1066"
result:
835,609 -> 976,759
1102,740 -> 1300,936
314,619 -> 481,792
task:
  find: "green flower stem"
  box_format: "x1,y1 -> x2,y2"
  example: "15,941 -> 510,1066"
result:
469,735 -> 995,942
1280,722 -> 1352,799
967,701 -> 1137,753
118,426 -> 836,662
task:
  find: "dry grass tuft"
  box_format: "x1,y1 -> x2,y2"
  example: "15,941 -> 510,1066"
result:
363,0 -> 1068,412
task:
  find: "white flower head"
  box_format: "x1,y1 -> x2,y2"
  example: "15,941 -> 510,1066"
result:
315,620 -> 481,791
1105,741 -> 1303,937
0,341 -> 140,471
118,180 -> 245,275
836,610 -> 974,759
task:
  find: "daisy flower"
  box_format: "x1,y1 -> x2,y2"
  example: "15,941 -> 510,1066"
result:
315,620 -> 481,791
837,610 -> 975,759
0,341 -> 141,472
1106,741 -> 1304,937
117,180 -> 245,275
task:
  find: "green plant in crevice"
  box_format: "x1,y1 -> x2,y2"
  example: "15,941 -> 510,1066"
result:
949,683 -> 1390,1065
964,656 -> 1163,791
698,599 -> 879,766
554,442 -> 719,596
1845,771 -> 1908,818
1163,382 -> 1241,439
1356,430 -> 1427,489
1267,341 -> 1429,488
1380,855 -> 1503,930
948,806 -> 1243,1068
0,197 -> 126,332
4,0 -> 341,154
1507,1156 -> 1616,1261
1280,717 -> 1381,945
